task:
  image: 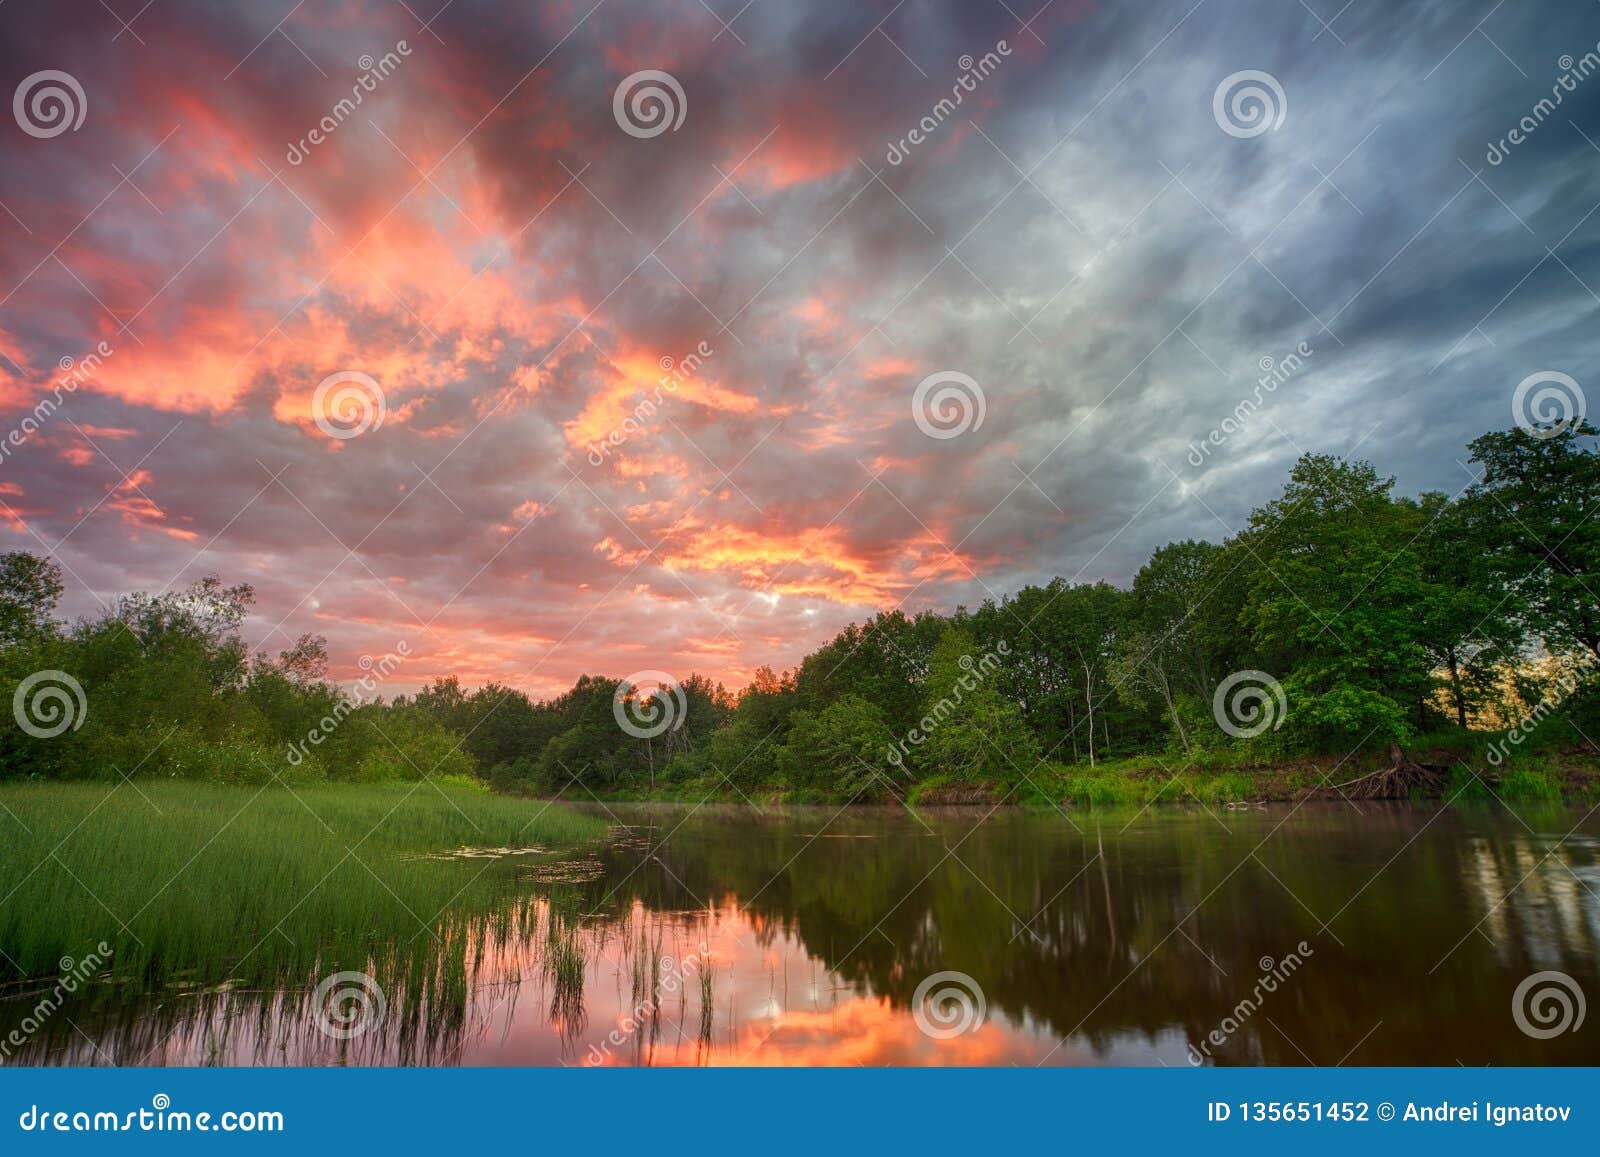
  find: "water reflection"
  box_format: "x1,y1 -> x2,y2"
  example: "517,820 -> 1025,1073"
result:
3,803 -> 1597,1066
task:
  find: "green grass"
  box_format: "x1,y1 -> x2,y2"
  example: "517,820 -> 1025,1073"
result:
1039,767 -> 1257,808
1495,765 -> 1564,802
0,782 -> 605,987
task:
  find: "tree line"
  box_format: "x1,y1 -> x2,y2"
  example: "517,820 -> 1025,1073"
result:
2,423 -> 1596,799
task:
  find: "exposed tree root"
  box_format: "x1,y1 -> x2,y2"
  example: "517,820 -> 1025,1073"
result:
1323,742 -> 1448,800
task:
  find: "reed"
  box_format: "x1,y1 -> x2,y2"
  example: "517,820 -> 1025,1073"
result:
0,781 -> 605,986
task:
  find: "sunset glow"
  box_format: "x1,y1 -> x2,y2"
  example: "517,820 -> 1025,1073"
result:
1,0 -> 1591,702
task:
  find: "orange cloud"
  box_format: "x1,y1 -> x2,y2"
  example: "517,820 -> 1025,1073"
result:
104,469 -> 198,540
565,347 -> 758,453
742,121 -> 855,190
653,520 -> 974,605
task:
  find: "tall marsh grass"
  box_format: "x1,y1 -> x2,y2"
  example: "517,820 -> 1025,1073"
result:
0,782 -> 604,985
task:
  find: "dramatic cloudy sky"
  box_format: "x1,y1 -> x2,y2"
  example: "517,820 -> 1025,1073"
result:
1,0 -> 1597,695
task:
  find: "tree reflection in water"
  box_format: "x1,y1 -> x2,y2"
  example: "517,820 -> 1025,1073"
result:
3,803 -> 1596,1066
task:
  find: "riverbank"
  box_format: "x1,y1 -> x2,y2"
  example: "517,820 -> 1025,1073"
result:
531,741 -> 1600,808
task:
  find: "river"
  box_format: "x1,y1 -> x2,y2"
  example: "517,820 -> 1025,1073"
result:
4,801 -> 1597,1065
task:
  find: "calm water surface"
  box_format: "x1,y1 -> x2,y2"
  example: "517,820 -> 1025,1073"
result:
6,802 -> 1598,1066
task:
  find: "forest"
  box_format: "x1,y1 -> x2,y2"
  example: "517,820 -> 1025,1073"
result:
4,423 -> 1599,805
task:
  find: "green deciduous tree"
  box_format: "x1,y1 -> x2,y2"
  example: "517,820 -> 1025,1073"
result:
1462,424 -> 1600,660
1232,455 -> 1430,748
1402,491 -> 1523,728
912,629 -> 1041,786
778,694 -> 899,799
0,551 -> 63,648
1113,540 -> 1223,752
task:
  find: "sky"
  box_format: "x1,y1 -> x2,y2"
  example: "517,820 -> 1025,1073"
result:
1,0 -> 1598,697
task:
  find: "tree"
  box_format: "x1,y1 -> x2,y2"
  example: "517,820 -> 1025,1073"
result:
1462,424 -> 1600,661
1402,491 -> 1524,729
458,683 -> 548,772
0,551 -> 63,648
114,576 -> 256,692
1115,541 -> 1223,750
913,629 -> 1041,785
275,634 -> 329,685
534,675 -> 630,791
964,587 -> 1068,750
411,676 -> 473,733
1047,582 -> 1127,766
777,694 -> 898,799
345,704 -> 475,782
703,666 -> 795,788
1234,454 -> 1431,749
794,610 -> 943,734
